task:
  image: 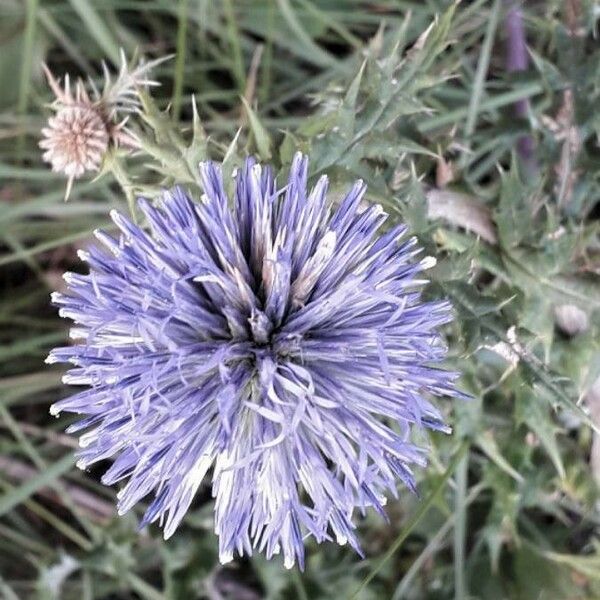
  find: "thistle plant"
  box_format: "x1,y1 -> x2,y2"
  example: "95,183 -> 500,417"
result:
16,2 -> 600,597
39,51 -> 166,199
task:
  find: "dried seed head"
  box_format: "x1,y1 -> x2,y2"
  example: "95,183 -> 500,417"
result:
39,66 -> 111,199
39,52 -> 169,199
40,104 -> 109,196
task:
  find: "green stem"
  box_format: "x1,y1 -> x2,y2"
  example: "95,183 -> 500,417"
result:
223,0 -> 246,92
17,0 -> 39,164
291,568 -> 309,600
351,441 -> 469,598
453,448 -> 469,600
173,0 -> 189,120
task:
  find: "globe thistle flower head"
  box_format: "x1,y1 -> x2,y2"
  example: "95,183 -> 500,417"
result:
39,51 -> 166,199
48,154 -> 462,569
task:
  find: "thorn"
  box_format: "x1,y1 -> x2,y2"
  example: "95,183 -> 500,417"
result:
41,63 -> 65,101
64,176 -> 75,201
102,61 -> 111,91
64,73 -> 72,102
87,74 -> 100,99
191,94 -> 199,123
119,47 -> 127,70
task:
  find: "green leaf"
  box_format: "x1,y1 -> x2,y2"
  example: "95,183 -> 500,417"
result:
494,162 -> 532,249
476,430 -> 524,483
513,546 -> 577,599
515,386 -> 566,479
503,248 -> 600,310
400,170 -> 428,234
241,96 -> 272,160
442,281 -> 514,318
540,546 -> 600,582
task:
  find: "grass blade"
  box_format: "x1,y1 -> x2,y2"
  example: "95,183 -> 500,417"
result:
0,452 -> 77,518
350,441 -> 469,598
453,448 -> 469,600
276,0 -> 338,68
67,0 -> 121,64
222,0 -> 246,92
172,0 -> 189,119
16,0 -> 39,162
459,0 -> 501,166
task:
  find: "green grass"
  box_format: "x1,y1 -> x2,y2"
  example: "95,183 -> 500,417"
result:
1,1 -> 600,598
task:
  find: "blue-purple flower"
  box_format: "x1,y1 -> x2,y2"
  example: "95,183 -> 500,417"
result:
49,153 -> 460,568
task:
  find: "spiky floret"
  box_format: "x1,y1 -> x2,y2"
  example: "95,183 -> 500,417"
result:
48,154 -> 461,568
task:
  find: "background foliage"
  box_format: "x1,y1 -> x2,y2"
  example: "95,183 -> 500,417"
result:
2,0 -> 600,598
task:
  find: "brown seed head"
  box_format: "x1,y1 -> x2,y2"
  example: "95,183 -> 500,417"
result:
39,53 -> 168,198
40,104 -> 109,179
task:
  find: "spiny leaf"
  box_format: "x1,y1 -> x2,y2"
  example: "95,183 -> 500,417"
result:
515,386 -> 566,479
476,430 -> 524,483
241,96 -> 272,160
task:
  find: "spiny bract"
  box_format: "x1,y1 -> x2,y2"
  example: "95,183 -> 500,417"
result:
49,153 -> 461,568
